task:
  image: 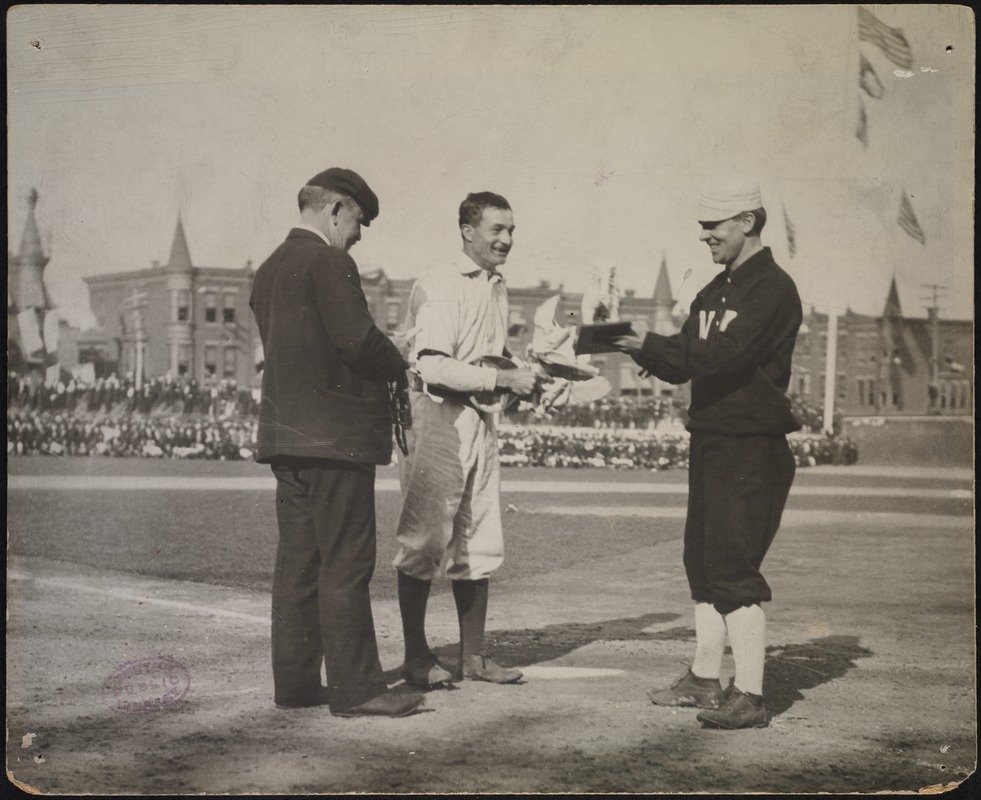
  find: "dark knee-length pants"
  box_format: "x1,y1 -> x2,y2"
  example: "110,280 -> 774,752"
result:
684,432 -> 796,616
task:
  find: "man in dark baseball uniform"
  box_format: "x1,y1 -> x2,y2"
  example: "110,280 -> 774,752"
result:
613,178 -> 801,729
250,168 -> 424,718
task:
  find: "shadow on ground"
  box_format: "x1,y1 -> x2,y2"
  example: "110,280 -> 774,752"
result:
383,611 -> 682,683
763,634 -> 872,716
386,616 -> 872,721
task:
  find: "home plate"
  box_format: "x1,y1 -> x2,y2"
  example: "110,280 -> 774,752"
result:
519,666 -> 624,679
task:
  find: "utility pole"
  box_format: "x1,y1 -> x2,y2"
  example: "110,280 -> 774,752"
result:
920,284 -> 946,413
125,287 -> 149,389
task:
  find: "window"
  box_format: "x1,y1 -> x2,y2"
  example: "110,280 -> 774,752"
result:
223,346 -> 237,379
204,345 -> 218,378
178,344 -> 191,376
837,372 -> 847,401
223,293 -> 236,324
857,379 -> 865,406
204,293 -> 217,323
176,289 -> 190,322
866,379 -> 875,407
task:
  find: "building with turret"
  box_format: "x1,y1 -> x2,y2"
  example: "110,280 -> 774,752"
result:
6,189 -> 68,377
83,218 -> 260,386
790,277 -> 972,418
32,208 -> 968,417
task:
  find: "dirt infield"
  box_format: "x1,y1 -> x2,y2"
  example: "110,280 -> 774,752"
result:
6,460 -> 977,794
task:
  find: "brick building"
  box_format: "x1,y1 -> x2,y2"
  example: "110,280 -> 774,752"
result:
83,218 -> 260,387
791,278 -> 972,417
27,211 -> 970,418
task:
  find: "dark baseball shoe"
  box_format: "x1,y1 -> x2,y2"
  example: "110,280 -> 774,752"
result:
696,682 -> 768,729
647,669 -> 724,709
400,655 -> 454,688
331,687 -> 426,718
460,654 -> 523,684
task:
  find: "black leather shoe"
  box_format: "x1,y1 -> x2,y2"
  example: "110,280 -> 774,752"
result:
331,688 -> 426,718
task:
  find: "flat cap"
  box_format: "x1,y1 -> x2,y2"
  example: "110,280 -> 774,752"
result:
696,178 -> 763,223
307,167 -> 379,225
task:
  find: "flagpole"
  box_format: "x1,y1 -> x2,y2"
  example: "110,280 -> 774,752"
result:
822,307 -> 838,434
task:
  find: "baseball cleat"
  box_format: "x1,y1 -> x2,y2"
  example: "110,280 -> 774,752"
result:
400,656 -> 454,688
459,654 -> 523,684
696,681 -> 768,729
647,669 -> 724,709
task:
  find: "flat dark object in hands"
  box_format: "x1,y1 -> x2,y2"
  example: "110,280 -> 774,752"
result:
574,322 -> 635,355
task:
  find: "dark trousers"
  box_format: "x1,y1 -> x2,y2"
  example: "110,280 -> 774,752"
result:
270,458 -> 387,711
684,432 -> 796,615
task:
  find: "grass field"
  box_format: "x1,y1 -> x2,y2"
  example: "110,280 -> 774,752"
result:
7,458 -> 970,601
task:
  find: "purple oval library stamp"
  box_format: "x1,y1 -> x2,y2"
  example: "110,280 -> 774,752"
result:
102,655 -> 191,713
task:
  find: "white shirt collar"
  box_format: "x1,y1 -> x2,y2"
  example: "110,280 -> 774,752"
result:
295,224 -> 332,247
453,250 -> 503,282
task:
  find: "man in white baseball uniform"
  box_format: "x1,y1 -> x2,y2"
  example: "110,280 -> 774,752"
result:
394,191 -> 537,687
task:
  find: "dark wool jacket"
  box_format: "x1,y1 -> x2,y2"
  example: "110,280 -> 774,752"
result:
634,247 -> 802,436
250,229 -> 407,464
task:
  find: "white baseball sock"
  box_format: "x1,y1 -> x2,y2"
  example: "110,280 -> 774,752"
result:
691,602 -> 727,680
725,604 -> 766,696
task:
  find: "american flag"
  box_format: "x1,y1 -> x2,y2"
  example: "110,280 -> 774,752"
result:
897,191 -> 926,245
782,203 -> 797,258
856,98 -> 869,148
859,53 -> 884,99
858,7 -> 913,68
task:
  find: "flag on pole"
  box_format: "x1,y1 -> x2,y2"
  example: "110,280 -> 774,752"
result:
858,7 -> 913,68
859,53 -> 885,98
782,203 -> 797,258
43,309 -> 61,354
17,308 -> 45,357
897,191 -> 926,244
856,97 -> 869,148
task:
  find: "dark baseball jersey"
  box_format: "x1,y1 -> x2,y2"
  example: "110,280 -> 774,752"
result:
634,247 -> 802,436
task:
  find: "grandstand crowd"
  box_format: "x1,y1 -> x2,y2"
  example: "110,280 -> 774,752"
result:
7,371 -> 856,468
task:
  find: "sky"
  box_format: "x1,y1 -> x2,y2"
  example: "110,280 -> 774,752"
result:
7,5 -> 975,330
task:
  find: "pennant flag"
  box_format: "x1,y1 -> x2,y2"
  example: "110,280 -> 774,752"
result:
858,7 -> 913,68
43,309 -> 61,354
856,97 -> 869,148
782,203 -> 797,258
17,308 -> 45,357
897,191 -> 926,244
859,53 -> 884,98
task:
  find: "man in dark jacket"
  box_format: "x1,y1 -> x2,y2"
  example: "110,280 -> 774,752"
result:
250,167 -> 424,718
613,178 -> 802,730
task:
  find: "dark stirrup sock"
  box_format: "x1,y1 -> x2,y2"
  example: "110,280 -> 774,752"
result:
452,578 -> 489,660
397,571 -> 433,663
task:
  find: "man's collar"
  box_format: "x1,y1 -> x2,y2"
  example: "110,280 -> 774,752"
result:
726,246 -> 772,286
294,224 -> 332,247
453,250 -> 503,282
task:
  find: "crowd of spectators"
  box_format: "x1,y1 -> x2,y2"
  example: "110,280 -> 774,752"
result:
7,371 -> 855,468
498,426 -> 856,470
7,371 -> 259,419
8,410 -> 257,460
513,395 -> 686,430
